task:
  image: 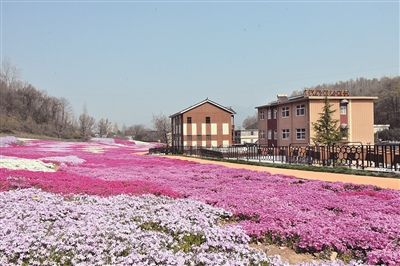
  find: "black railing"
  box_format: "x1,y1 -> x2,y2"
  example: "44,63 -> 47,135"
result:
154,143 -> 400,173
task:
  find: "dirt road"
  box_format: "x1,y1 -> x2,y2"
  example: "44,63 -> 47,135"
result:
167,155 -> 400,190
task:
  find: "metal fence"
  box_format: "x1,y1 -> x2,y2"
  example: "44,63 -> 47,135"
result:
150,143 -> 400,173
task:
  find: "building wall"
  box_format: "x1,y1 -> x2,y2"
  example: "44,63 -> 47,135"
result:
181,102 -> 234,147
257,107 -> 268,145
308,98 -> 375,145
308,99 -> 341,144
171,115 -> 183,148
277,103 -> 291,146
292,100 -> 308,145
348,99 -> 375,144
267,108 -> 278,146
258,94 -> 377,147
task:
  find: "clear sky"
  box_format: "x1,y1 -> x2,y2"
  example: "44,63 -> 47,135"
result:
1,0 -> 399,129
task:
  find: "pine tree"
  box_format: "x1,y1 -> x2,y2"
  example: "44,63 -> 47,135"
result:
312,97 -> 347,145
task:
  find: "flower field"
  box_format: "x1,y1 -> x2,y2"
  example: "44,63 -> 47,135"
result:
1,137 -> 399,265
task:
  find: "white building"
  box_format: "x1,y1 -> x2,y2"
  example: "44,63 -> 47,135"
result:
234,129 -> 258,145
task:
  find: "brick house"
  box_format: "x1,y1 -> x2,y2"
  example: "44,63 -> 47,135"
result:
256,90 -> 378,146
170,98 -> 236,151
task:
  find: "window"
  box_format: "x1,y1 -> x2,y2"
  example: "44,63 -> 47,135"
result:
187,135 -> 192,141
206,117 -> 210,123
282,107 -> 290,118
267,130 -> 272,140
206,135 -> 211,140
260,130 -> 265,140
260,111 -> 265,120
274,129 -> 277,140
267,110 -> 271,119
187,117 -> 192,124
340,105 -> 347,115
197,135 -> 202,141
296,104 -> 305,116
250,131 -> 254,135
282,129 -> 290,140
340,124 -> 348,139
296,129 -> 306,140
273,109 -> 277,119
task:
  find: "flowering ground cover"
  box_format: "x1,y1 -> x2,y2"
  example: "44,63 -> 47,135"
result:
1,137 -> 399,265
0,188 -> 274,265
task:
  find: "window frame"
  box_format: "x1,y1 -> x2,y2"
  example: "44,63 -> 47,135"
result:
206,117 -> 211,123
340,105 -> 347,115
296,128 -> 306,140
282,129 -> 290,140
282,107 -> 290,118
296,104 -> 305,116
260,111 -> 265,120
260,130 -> 265,140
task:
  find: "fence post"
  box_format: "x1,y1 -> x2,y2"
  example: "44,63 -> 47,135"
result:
361,143 -> 364,170
272,144 -> 275,163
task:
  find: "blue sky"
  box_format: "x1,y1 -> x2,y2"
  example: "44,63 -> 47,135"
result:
1,1 -> 399,129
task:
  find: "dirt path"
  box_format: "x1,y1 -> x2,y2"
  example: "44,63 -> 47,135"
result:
165,155 -> 400,190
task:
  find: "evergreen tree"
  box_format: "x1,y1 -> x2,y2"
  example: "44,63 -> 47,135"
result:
312,97 -> 347,145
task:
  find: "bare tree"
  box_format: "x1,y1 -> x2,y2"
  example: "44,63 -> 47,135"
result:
1,57 -> 21,89
79,104 -> 95,141
242,112 -> 258,129
127,124 -> 147,141
152,112 -> 171,144
97,118 -> 112,137
55,97 -> 75,138
109,122 -> 119,137
121,123 -> 127,136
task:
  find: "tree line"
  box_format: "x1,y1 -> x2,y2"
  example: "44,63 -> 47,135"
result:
0,59 -> 170,142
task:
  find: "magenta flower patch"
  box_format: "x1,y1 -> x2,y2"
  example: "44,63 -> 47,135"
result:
1,137 -> 399,265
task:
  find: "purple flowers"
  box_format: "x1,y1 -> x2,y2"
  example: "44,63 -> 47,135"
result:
0,136 -> 19,147
0,188 -> 272,265
0,137 -> 399,265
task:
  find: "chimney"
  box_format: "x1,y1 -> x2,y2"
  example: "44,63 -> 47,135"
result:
277,94 -> 288,103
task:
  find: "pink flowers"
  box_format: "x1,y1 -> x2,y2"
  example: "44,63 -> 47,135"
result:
1,137 -> 399,264
1,169 -> 180,198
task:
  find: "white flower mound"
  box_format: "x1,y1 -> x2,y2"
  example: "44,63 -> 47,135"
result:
39,155 -> 85,165
0,156 -> 56,172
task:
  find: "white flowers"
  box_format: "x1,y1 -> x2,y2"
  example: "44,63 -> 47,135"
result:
0,188 -> 270,265
0,157 -> 56,172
